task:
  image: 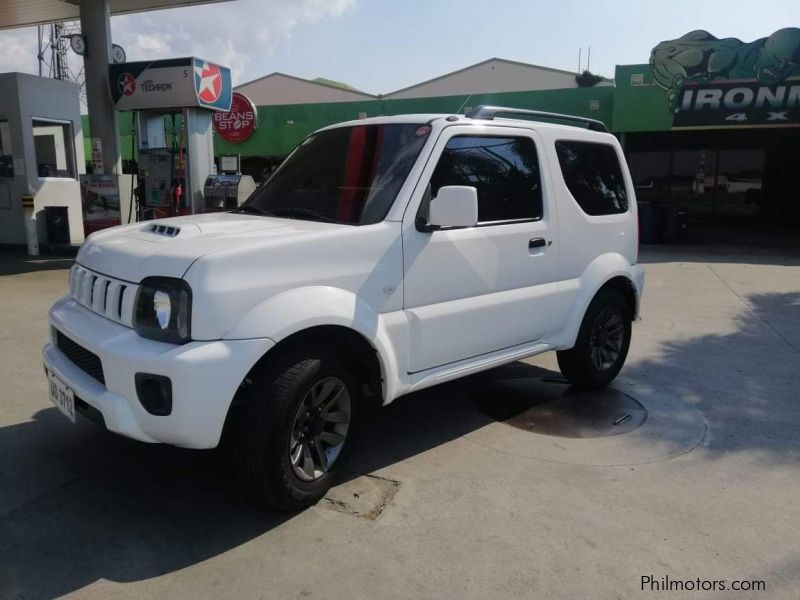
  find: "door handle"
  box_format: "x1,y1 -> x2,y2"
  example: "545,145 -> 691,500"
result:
529,237 -> 547,249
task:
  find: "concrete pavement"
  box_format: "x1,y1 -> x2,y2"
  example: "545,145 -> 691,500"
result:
1,247 -> 798,599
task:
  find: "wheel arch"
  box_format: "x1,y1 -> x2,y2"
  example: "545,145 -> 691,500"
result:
220,323 -> 390,448
221,285 -> 409,424
256,324 -> 384,405
224,285 -> 404,394
551,253 -> 640,350
601,275 -> 638,320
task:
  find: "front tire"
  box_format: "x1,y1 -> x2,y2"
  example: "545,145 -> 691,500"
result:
557,289 -> 632,389
235,343 -> 361,510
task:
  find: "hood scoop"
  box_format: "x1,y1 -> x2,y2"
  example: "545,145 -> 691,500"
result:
147,223 -> 181,237
121,213 -> 305,246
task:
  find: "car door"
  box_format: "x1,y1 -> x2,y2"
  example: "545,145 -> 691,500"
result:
402,125 -> 559,373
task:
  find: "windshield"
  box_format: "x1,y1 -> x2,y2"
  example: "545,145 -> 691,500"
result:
239,123 -> 431,225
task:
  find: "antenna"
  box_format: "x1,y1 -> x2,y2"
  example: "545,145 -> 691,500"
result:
35,20 -> 87,109
587,47 -> 591,72
456,94 -> 474,114
578,48 -> 582,73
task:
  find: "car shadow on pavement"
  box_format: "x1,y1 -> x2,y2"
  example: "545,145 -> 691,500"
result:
0,414 -> 286,599
1,290 -> 798,598
0,363 -> 585,599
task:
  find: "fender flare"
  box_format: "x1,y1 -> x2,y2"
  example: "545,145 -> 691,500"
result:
224,286 -> 406,403
552,253 -> 639,349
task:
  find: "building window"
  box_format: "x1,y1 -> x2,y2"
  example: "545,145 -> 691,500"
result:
429,135 -> 543,223
555,141 -> 628,216
715,149 -> 763,220
0,120 -> 13,178
628,151 -> 671,202
32,119 -> 76,179
669,150 -> 716,218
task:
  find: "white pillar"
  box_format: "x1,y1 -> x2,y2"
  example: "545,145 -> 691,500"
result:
183,108 -> 215,214
22,195 -> 39,256
78,0 -> 121,176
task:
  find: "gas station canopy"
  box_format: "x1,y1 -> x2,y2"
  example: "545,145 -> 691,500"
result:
0,0 -> 231,29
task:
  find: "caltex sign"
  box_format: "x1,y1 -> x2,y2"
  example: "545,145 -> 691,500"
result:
109,57 -> 232,112
213,92 -> 258,143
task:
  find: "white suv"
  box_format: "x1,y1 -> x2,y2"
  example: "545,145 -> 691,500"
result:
43,106 -> 644,509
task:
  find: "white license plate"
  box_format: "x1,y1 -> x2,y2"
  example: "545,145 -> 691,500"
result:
48,370 -> 76,424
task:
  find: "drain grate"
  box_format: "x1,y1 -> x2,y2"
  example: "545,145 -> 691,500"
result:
321,474 -> 400,520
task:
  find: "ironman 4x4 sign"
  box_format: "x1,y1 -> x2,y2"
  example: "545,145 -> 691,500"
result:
213,92 -> 258,143
650,28 -> 800,128
109,57 -> 232,112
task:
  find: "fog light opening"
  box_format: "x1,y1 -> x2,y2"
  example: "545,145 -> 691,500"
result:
135,373 -> 173,416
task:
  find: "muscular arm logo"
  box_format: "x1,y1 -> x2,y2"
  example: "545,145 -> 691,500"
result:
650,28 -> 800,112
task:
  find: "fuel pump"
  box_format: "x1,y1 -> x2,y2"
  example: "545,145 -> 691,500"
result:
135,114 -> 188,220
137,148 -> 172,220
109,57 -> 232,222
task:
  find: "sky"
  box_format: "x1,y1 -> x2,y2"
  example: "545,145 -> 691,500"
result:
1,0 -> 799,94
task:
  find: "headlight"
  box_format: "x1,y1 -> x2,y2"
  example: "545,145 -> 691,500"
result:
133,277 -> 192,344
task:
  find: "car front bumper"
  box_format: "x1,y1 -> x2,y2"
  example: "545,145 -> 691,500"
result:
42,295 -> 274,449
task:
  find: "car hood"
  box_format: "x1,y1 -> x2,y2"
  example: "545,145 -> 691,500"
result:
76,212 -> 341,282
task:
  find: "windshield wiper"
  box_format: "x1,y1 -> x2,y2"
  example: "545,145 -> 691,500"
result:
265,207 -> 344,224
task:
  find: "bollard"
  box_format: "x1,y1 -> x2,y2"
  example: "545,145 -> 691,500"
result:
22,194 -> 39,256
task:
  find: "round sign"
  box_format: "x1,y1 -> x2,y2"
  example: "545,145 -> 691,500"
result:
112,44 -> 127,64
69,34 -> 85,55
213,92 -> 257,143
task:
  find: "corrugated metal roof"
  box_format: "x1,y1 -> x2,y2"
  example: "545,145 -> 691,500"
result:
0,0 -> 232,29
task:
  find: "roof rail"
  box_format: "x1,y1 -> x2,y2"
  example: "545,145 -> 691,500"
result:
465,105 -> 609,133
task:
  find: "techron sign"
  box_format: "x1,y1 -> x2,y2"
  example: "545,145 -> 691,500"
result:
651,28 -> 800,128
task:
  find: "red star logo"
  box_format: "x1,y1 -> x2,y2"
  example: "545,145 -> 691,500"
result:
118,73 -> 136,96
195,62 -> 222,103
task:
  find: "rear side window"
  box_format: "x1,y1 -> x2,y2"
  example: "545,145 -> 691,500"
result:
555,141 -> 628,215
429,135 -> 543,223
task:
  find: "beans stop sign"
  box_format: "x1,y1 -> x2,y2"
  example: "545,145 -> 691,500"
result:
213,92 -> 257,143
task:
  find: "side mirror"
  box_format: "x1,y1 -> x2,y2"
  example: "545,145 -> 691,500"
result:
421,186 -> 478,231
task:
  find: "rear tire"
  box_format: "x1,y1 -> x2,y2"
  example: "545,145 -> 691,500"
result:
557,288 -> 632,389
234,343 -> 362,511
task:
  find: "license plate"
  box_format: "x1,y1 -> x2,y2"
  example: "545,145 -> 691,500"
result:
48,370 -> 76,424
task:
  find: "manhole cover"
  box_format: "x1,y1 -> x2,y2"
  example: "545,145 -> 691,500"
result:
475,378 -> 647,438
464,365 -> 708,466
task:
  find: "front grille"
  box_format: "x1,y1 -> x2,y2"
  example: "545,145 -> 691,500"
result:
69,264 -> 137,327
56,330 -> 105,385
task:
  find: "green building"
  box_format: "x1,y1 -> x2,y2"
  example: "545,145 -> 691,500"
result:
89,28 -> 800,243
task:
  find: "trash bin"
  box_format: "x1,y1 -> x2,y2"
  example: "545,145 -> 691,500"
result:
658,205 -> 688,244
637,201 -> 660,244
45,206 -> 70,244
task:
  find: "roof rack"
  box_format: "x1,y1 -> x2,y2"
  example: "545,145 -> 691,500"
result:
465,105 -> 608,133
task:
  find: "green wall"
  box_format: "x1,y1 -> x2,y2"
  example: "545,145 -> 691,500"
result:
214,86 -> 614,157
612,64 -> 673,132
81,84 -> 622,162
